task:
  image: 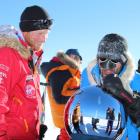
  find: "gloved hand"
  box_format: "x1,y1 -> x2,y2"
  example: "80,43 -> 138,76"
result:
102,74 -> 134,104
39,124 -> 48,140
102,74 -> 140,127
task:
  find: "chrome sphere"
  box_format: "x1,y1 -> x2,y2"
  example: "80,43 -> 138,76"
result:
64,85 -> 126,140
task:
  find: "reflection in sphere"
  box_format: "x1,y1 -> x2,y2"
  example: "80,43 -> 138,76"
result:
64,85 -> 126,140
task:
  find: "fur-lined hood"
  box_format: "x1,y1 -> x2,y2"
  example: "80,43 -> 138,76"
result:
0,36 -> 30,59
86,52 -> 135,94
56,51 -> 80,70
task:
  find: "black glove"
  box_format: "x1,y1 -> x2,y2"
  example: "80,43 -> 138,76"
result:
39,124 -> 48,140
127,95 -> 140,127
102,74 -> 134,104
102,74 -> 140,127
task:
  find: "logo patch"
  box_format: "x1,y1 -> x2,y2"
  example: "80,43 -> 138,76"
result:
0,64 -> 9,71
25,75 -> 36,99
25,84 -> 36,98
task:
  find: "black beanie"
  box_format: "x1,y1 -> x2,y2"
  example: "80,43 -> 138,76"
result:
19,5 -> 52,32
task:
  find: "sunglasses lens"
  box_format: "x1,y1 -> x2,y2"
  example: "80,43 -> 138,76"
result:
110,59 -> 120,64
99,57 -> 107,62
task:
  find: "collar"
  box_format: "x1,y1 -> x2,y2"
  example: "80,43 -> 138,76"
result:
28,49 -> 43,73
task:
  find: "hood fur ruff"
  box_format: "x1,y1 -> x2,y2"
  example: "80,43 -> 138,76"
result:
57,52 -> 80,70
0,36 -> 30,59
86,52 -> 135,94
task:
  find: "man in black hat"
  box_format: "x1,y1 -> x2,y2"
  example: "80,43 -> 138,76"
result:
0,5 -> 52,140
81,33 -> 140,140
19,5 -> 52,51
41,49 -> 82,140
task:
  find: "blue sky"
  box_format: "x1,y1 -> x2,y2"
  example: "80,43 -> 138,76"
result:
0,0 -> 140,70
